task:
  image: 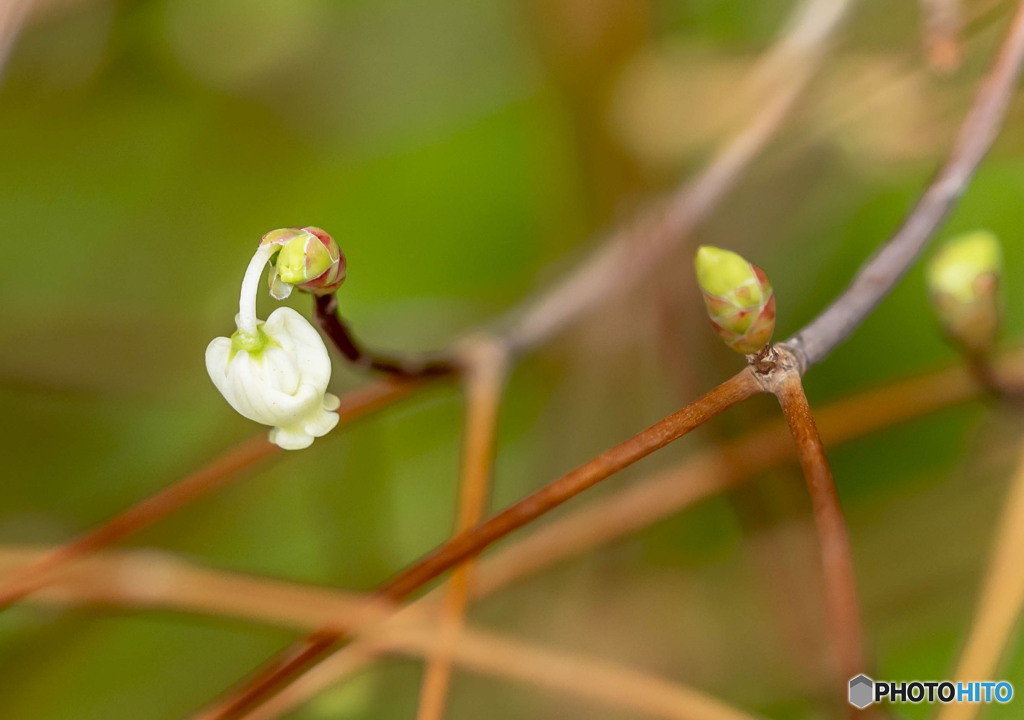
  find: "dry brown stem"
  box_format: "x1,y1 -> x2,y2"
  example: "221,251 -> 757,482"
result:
768,365 -> 865,709
935,442 -> 1024,720
414,341 -> 507,720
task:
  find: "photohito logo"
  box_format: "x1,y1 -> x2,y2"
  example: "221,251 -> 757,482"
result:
848,675 -> 1013,708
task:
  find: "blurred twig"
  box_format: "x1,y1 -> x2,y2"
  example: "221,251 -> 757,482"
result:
920,0 -> 964,72
0,379 -> 421,611
414,341 -> 507,720
0,548 -> 760,720
935,440 -> 1024,720
495,0 -> 852,355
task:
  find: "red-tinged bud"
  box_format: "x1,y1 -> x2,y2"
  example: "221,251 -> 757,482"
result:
694,245 -> 776,354
262,226 -> 346,299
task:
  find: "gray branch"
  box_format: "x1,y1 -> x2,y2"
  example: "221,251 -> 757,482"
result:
787,1 -> 1024,370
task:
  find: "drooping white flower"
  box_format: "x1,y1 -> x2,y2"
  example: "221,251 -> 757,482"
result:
206,243 -> 340,450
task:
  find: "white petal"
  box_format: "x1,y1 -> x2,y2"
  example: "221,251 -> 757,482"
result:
265,307 -> 331,387
269,425 -> 315,450
205,337 -> 233,398
261,345 -> 301,396
304,407 -> 340,437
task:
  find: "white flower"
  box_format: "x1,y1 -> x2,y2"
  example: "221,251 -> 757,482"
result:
206,244 -> 340,450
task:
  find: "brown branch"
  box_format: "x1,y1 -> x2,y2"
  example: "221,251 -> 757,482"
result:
415,342 -> 507,720
191,369 -> 764,720
0,379 -> 420,611
768,362 -> 865,710
0,547 -> 761,720
382,626 -> 763,720
788,0 -> 1024,369
314,294 -> 458,378
936,442 -> 1024,720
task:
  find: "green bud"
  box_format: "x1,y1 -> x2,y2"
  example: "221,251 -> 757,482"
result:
260,226 -> 346,300
927,231 -> 1002,353
694,245 -> 775,354
276,233 -> 335,284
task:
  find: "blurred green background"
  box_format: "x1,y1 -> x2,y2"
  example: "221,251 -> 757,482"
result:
1,0 -> 1024,718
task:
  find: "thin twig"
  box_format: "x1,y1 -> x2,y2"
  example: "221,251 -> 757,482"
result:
935,442 -> 1024,720
769,364 -> 865,709
0,379 -> 420,611
0,547 -> 760,720
788,0 -> 1024,369
190,369 -> 764,720
382,626 -> 763,720
415,341 -> 507,720
314,294 -> 458,378
496,0 -> 851,355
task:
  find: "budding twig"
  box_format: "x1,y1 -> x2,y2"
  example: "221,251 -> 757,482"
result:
415,341 -> 507,720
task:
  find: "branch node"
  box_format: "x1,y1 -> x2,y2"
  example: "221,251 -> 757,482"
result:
749,344 -> 805,393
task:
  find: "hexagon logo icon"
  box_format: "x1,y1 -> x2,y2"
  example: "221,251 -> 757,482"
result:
849,674 -> 874,709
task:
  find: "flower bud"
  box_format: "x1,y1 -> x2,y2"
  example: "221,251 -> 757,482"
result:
206,307 -> 340,450
262,226 -> 346,300
926,230 -> 1002,353
694,245 -> 775,354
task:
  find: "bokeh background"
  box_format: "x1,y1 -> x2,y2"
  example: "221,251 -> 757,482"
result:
1,0 -> 1024,718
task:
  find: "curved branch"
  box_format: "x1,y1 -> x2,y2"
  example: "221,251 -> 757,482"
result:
313,294 -> 458,379
788,0 -> 1024,369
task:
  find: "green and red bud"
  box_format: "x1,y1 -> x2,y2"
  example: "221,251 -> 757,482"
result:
261,226 -> 346,300
926,230 -> 1002,354
694,245 -> 775,354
